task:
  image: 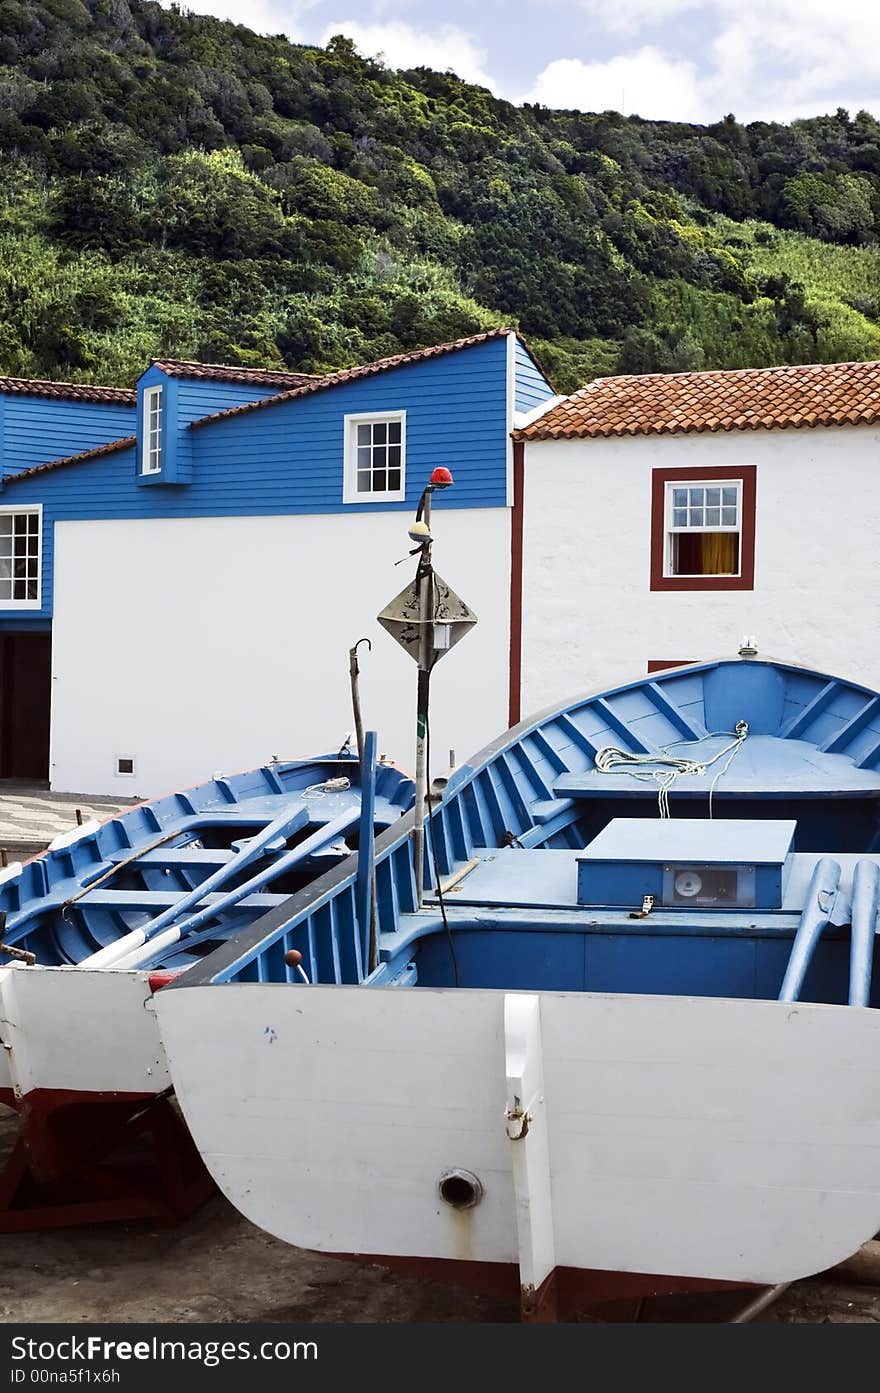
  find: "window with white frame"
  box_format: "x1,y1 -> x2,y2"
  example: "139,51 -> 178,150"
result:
666,479 -> 742,577
0,506 -> 41,606
343,412 -> 406,503
142,385 -> 163,474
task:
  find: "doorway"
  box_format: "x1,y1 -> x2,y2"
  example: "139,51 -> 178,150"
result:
0,631 -> 52,780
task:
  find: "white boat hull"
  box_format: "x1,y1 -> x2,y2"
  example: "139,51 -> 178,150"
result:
0,965 -> 169,1102
157,984 -> 880,1292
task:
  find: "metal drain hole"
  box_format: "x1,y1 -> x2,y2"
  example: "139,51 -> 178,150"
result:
438,1169 -> 483,1210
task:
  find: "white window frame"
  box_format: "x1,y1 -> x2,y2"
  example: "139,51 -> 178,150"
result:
664,477 -> 743,579
141,385 -> 163,475
0,503 -> 42,610
343,411 -> 406,504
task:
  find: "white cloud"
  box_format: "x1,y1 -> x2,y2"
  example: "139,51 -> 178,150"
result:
525,47 -> 707,121
541,0 -> 880,123
169,0 -> 315,36
320,19 -> 498,90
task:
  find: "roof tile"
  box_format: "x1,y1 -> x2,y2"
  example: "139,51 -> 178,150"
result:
190,328 -> 522,429
5,435 -> 136,483
0,376 -> 135,406
516,360 -> 880,441
152,359 -> 320,389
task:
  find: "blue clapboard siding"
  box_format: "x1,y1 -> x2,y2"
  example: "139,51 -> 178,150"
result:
0,335 -> 512,619
0,394 -> 135,475
514,339 -> 555,414
136,367 -> 289,485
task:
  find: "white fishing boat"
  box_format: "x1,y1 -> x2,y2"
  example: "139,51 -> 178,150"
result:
0,751 -> 413,1229
156,653 -> 880,1317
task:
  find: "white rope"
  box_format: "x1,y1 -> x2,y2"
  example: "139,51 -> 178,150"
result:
594,722 -> 749,818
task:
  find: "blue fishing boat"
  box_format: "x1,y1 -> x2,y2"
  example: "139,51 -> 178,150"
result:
0,751 -> 413,1230
157,655 -> 880,1318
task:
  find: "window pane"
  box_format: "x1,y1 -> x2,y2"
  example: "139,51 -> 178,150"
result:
0,539 -> 11,557
372,422 -> 387,444
388,469 -> 401,491
672,508 -> 687,527
388,445 -> 401,468
0,579 -> 9,599
388,421 -> 401,444
688,488 -> 704,506
14,516 -> 26,535
672,531 -> 739,576
0,518 -> 11,535
672,488 -> 687,507
26,579 -> 37,600
706,507 -> 720,526
705,488 -> 720,506
357,424 -> 371,446
690,508 -> 704,526
722,487 -> 738,506
14,558 -> 25,578
357,470 -> 372,493
373,446 -> 387,469
357,446 -> 372,471
27,535 -> 38,555
372,470 -> 387,492
721,506 -> 737,526
13,578 -> 25,600
27,514 -> 38,532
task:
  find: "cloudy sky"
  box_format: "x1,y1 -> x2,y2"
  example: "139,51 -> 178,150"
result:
169,0 -> 880,125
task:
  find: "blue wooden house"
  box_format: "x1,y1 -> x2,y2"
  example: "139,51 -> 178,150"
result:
0,330 -> 555,793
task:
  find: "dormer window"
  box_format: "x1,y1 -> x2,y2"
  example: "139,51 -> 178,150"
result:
142,386 -> 163,475
343,411 -> 406,503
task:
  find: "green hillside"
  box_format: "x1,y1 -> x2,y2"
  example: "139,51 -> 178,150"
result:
1,0 -> 879,390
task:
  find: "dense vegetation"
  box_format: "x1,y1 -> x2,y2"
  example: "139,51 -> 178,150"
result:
1,0 -> 879,390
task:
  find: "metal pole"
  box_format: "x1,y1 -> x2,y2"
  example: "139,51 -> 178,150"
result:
412,491 -> 433,908
356,729 -> 378,975
348,637 -> 370,760
729,1282 -> 791,1324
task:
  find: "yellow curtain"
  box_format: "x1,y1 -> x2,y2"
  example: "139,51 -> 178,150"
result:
700,533 -> 737,575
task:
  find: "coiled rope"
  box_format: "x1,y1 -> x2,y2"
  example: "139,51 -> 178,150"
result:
594,721 -> 749,818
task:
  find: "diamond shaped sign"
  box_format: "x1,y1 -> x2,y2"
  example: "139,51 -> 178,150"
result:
377,570 -> 478,664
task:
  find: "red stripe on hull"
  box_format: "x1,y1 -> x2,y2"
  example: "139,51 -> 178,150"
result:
328,1250 -> 752,1321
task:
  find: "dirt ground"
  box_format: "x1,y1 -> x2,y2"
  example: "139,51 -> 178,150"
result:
2,1107 -> 879,1325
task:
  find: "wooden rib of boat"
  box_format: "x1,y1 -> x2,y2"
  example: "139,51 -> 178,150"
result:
155,657 -> 880,1317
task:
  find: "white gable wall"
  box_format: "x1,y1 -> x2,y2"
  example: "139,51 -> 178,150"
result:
520,423 -> 880,718
50,509 -> 510,796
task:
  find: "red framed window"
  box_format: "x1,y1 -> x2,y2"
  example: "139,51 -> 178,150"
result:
650,465 -> 756,592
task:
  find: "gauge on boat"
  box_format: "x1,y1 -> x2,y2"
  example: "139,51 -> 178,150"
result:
673,869 -> 703,899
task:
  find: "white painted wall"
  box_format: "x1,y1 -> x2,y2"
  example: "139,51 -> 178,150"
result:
521,424 -> 880,717
50,509 -> 510,796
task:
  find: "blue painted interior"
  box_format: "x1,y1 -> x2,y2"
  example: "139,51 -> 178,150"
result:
0,334 -> 553,620
2,754 -> 415,972
172,657 -> 880,1009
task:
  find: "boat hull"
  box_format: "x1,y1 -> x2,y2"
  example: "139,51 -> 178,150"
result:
0,965 -> 168,1101
158,983 -> 880,1290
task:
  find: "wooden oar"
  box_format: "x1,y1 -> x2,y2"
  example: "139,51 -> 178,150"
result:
76,803 -> 310,970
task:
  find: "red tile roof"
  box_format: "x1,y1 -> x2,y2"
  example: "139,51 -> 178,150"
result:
5,435 -> 136,483
190,328 -> 521,429
515,360 -> 880,441
0,375 -> 135,405
152,359 -> 320,389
